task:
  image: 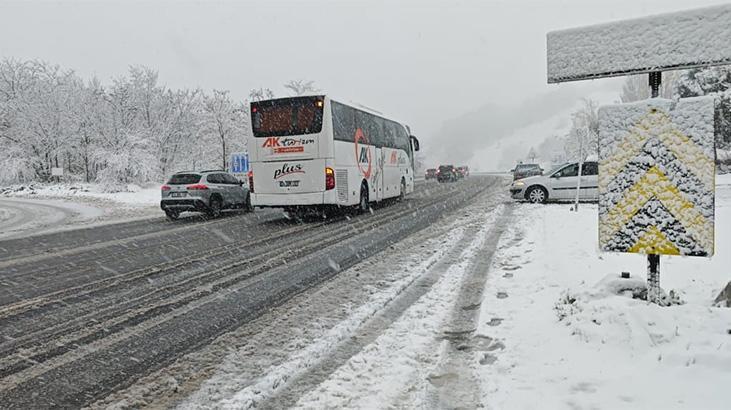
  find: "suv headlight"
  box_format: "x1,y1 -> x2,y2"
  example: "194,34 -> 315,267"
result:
513,181 -> 525,187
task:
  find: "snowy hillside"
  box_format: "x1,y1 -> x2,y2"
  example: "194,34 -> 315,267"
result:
435,87 -> 620,172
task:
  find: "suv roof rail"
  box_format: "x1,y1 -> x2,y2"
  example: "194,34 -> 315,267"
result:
173,170 -> 200,174
199,169 -> 226,173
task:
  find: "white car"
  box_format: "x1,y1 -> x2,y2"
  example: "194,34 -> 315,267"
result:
509,161 -> 599,203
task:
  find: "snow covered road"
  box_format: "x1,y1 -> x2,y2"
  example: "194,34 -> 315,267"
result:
4,174 -> 725,409
0,176 -> 507,409
88,179 -> 513,409
0,198 -> 103,239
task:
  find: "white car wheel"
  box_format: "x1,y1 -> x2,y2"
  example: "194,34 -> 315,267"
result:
527,186 -> 547,203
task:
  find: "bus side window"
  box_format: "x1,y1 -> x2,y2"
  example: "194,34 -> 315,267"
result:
332,101 -> 355,142
372,116 -> 386,148
356,111 -> 374,146
383,121 -> 397,149
398,125 -> 413,160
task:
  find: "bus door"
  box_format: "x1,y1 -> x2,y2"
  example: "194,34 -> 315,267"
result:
375,147 -> 386,201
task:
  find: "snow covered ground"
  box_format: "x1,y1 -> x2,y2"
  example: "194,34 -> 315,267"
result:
478,173 -> 731,409
0,183 -> 161,238
94,176 -> 730,409
243,173 -> 728,409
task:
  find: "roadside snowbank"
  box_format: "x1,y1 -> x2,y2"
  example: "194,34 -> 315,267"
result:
0,183 -> 161,238
0,198 -> 106,239
1,183 -> 161,207
478,174 -> 731,410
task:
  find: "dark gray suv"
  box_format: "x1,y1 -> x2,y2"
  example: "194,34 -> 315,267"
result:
160,170 -> 252,220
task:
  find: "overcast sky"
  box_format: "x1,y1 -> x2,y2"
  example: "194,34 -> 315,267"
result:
1,0 -> 727,148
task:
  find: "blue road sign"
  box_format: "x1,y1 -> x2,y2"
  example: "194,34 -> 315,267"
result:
230,152 -> 249,174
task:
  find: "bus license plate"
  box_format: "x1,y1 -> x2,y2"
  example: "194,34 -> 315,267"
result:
279,180 -> 300,187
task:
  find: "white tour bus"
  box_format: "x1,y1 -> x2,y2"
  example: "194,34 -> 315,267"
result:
248,95 -> 420,214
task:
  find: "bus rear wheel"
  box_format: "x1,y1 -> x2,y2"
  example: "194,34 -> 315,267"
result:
358,183 -> 369,214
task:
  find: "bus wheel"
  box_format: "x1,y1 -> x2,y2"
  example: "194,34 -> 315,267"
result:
244,193 -> 254,212
207,197 -> 222,218
358,183 -> 369,214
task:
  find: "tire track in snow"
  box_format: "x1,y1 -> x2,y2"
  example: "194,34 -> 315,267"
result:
0,178 -> 498,408
218,194 -> 511,409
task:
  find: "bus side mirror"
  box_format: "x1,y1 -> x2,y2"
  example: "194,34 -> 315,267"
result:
410,136 -> 420,151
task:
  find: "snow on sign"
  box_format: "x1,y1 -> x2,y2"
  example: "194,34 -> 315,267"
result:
546,4 -> 731,83
598,97 -> 715,257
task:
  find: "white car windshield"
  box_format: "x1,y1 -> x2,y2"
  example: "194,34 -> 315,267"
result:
547,164 -> 568,176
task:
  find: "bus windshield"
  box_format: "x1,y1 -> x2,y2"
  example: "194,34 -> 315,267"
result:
251,96 -> 324,137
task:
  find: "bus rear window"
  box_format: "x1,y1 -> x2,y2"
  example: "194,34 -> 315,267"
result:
251,96 -> 324,137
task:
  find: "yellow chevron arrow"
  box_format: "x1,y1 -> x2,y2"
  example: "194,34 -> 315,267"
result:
599,166 -> 714,253
627,225 -> 681,255
598,108 -> 715,193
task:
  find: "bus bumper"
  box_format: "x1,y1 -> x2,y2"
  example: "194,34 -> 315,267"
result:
251,192 -> 331,207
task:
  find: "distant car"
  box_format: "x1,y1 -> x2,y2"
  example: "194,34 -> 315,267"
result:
457,166 -> 470,178
437,165 -> 459,183
511,163 -> 543,180
509,161 -> 599,203
160,170 -> 252,220
425,168 -> 438,180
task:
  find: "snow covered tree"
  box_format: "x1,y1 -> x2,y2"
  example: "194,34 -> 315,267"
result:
283,79 -> 319,96
249,87 -> 275,102
675,66 -> 731,155
526,147 -> 538,162
537,135 -> 567,165
0,58 -> 254,185
201,90 -> 248,170
564,99 -> 599,162
3,60 -> 84,182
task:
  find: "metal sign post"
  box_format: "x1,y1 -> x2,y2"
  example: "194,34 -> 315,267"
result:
574,135 -> 583,212
546,5 -> 725,304
647,71 -> 661,304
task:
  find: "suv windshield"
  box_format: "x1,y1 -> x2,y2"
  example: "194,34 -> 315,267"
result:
167,174 -> 201,185
251,96 -> 324,137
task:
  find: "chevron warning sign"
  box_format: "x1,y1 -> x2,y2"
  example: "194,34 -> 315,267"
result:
598,97 -> 715,257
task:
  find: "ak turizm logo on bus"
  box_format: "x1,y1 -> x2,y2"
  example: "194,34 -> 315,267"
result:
262,137 -> 315,154
354,128 -> 372,178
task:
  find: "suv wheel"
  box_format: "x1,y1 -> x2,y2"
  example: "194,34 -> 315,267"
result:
164,209 -> 180,220
526,186 -> 547,203
208,197 -> 222,218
